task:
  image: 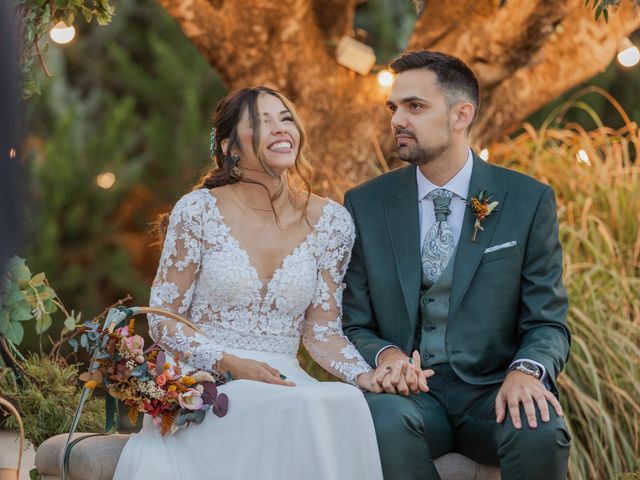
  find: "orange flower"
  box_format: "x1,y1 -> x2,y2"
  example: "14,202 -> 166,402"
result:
467,191 -> 499,242
156,372 -> 168,387
180,376 -> 196,386
84,380 -> 99,389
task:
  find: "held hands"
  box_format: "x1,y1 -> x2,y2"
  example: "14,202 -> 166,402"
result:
218,353 -> 296,386
368,349 -> 434,396
495,370 -> 563,429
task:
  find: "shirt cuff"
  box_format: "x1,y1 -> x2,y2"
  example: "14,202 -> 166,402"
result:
375,345 -> 400,367
510,358 -> 550,390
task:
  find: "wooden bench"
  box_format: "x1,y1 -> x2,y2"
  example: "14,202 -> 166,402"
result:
35,433 -> 501,479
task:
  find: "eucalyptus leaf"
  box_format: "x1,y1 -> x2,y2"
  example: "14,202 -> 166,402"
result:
38,287 -> 56,301
9,302 -> 33,321
5,256 -> 25,273
131,363 -> 148,377
43,299 -> 58,314
2,284 -> 24,306
64,316 -> 76,331
31,272 -> 46,286
35,313 -> 52,334
3,320 -> 24,344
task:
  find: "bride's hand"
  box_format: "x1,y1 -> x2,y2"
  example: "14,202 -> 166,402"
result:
218,354 -> 296,386
356,371 -> 383,393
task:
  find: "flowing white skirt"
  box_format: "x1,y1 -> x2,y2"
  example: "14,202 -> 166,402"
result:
113,348 -> 383,480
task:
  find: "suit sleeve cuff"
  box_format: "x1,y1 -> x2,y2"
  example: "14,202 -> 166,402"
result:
510,358 -> 550,390
375,345 -> 400,367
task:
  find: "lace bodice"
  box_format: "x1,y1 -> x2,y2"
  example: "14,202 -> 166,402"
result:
148,188 -> 372,385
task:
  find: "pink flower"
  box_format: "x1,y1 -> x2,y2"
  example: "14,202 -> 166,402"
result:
123,335 -> 145,355
178,388 -> 204,410
116,326 -> 130,338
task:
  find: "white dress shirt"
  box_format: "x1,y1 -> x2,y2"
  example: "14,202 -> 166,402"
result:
417,149 -> 473,249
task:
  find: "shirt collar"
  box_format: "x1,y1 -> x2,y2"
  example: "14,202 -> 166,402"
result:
416,148 -> 473,201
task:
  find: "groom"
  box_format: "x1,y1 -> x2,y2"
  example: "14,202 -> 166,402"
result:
343,50 -> 571,479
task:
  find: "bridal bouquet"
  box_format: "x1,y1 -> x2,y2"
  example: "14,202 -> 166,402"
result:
72,316 -> 228,435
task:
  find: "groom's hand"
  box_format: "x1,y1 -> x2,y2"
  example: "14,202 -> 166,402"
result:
495,371 -> 563,429
374,349 -> 434,396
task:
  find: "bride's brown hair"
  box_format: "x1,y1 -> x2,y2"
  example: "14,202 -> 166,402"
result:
155,87 -> 313,243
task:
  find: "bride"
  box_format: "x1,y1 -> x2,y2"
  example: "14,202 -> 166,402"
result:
113,86 -> 384,479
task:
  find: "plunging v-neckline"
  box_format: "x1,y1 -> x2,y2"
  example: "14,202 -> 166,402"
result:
205,189 -> 332,294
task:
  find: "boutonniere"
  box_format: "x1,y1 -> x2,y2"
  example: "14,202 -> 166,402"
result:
467,191 -> 499,242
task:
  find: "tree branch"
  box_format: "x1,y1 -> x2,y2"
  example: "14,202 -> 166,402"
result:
311,0 -> 357,41
472,1 -> 640,146
412,0 -> 575,87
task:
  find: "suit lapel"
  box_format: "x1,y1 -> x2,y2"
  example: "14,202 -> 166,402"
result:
383,166 -> 421,333
449,154 -> 506,320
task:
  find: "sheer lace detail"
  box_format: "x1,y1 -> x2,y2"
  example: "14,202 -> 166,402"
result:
148,189 -> 371,384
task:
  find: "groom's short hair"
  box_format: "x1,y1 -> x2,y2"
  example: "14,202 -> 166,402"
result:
389,50 -> 480,114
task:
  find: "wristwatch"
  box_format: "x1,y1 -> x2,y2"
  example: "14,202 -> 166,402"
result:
508,360 -> 541,379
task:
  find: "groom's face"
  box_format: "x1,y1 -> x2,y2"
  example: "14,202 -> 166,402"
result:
387,69 -> 453,166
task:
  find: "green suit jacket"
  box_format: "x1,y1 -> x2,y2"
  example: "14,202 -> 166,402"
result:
342,153 -> 570,394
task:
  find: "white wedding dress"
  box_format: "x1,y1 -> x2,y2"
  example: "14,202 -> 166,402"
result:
113,188 -> 383,480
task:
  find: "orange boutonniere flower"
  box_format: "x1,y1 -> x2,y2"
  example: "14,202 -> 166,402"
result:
467,191 -> 499,242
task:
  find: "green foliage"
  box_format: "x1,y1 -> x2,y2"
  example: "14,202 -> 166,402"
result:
0,354 -> 104,448
17,0 -> 115,98
0,255 -> 79,351
586,0 -> 640,21
355,0 -> 417,63
494,93 -> 640,479
21,1 -> 225,343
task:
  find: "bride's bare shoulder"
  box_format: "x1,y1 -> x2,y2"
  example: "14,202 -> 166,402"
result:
305,193 -> 332,218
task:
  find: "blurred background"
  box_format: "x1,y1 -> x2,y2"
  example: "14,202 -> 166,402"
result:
2,1 -> 639,478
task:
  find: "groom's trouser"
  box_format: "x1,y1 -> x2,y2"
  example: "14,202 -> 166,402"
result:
365,364 -> 570,480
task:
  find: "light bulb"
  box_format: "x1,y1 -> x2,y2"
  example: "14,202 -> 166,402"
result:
50,22 -> 75,45
376,70 -> 393,88
96,172 -> 116,189
617,37 -> 639,68
576,149 -> 591,166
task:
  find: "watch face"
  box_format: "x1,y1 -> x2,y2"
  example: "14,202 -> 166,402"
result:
518,361 -> 540,377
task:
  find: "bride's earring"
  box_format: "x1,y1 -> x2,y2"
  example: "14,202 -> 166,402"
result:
228,154 -> 242,178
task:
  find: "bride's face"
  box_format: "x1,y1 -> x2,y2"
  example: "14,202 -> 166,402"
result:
236,93 -> 301,173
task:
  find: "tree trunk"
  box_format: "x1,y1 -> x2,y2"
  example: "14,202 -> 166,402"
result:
157,0 -> 640,195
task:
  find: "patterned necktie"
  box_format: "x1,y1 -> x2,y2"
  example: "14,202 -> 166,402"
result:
421,189 -> 454,284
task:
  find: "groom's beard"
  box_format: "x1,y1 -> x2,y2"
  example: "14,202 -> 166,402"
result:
395,129 -> 452,166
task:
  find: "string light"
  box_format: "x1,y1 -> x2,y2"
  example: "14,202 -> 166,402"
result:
96,172 -> 116,189
50,22 -> 76,45
9,148 -> 16,159
479,148 -> 490,161
617,37 -> 639,68
576,149 -> 591,166
376,70 -> 393,88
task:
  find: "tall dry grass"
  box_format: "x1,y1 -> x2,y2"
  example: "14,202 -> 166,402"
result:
493,88 -> 640,479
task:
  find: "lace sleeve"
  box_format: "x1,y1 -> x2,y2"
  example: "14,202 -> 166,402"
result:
148,192 -> 224,372
301,204 -> 372,386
